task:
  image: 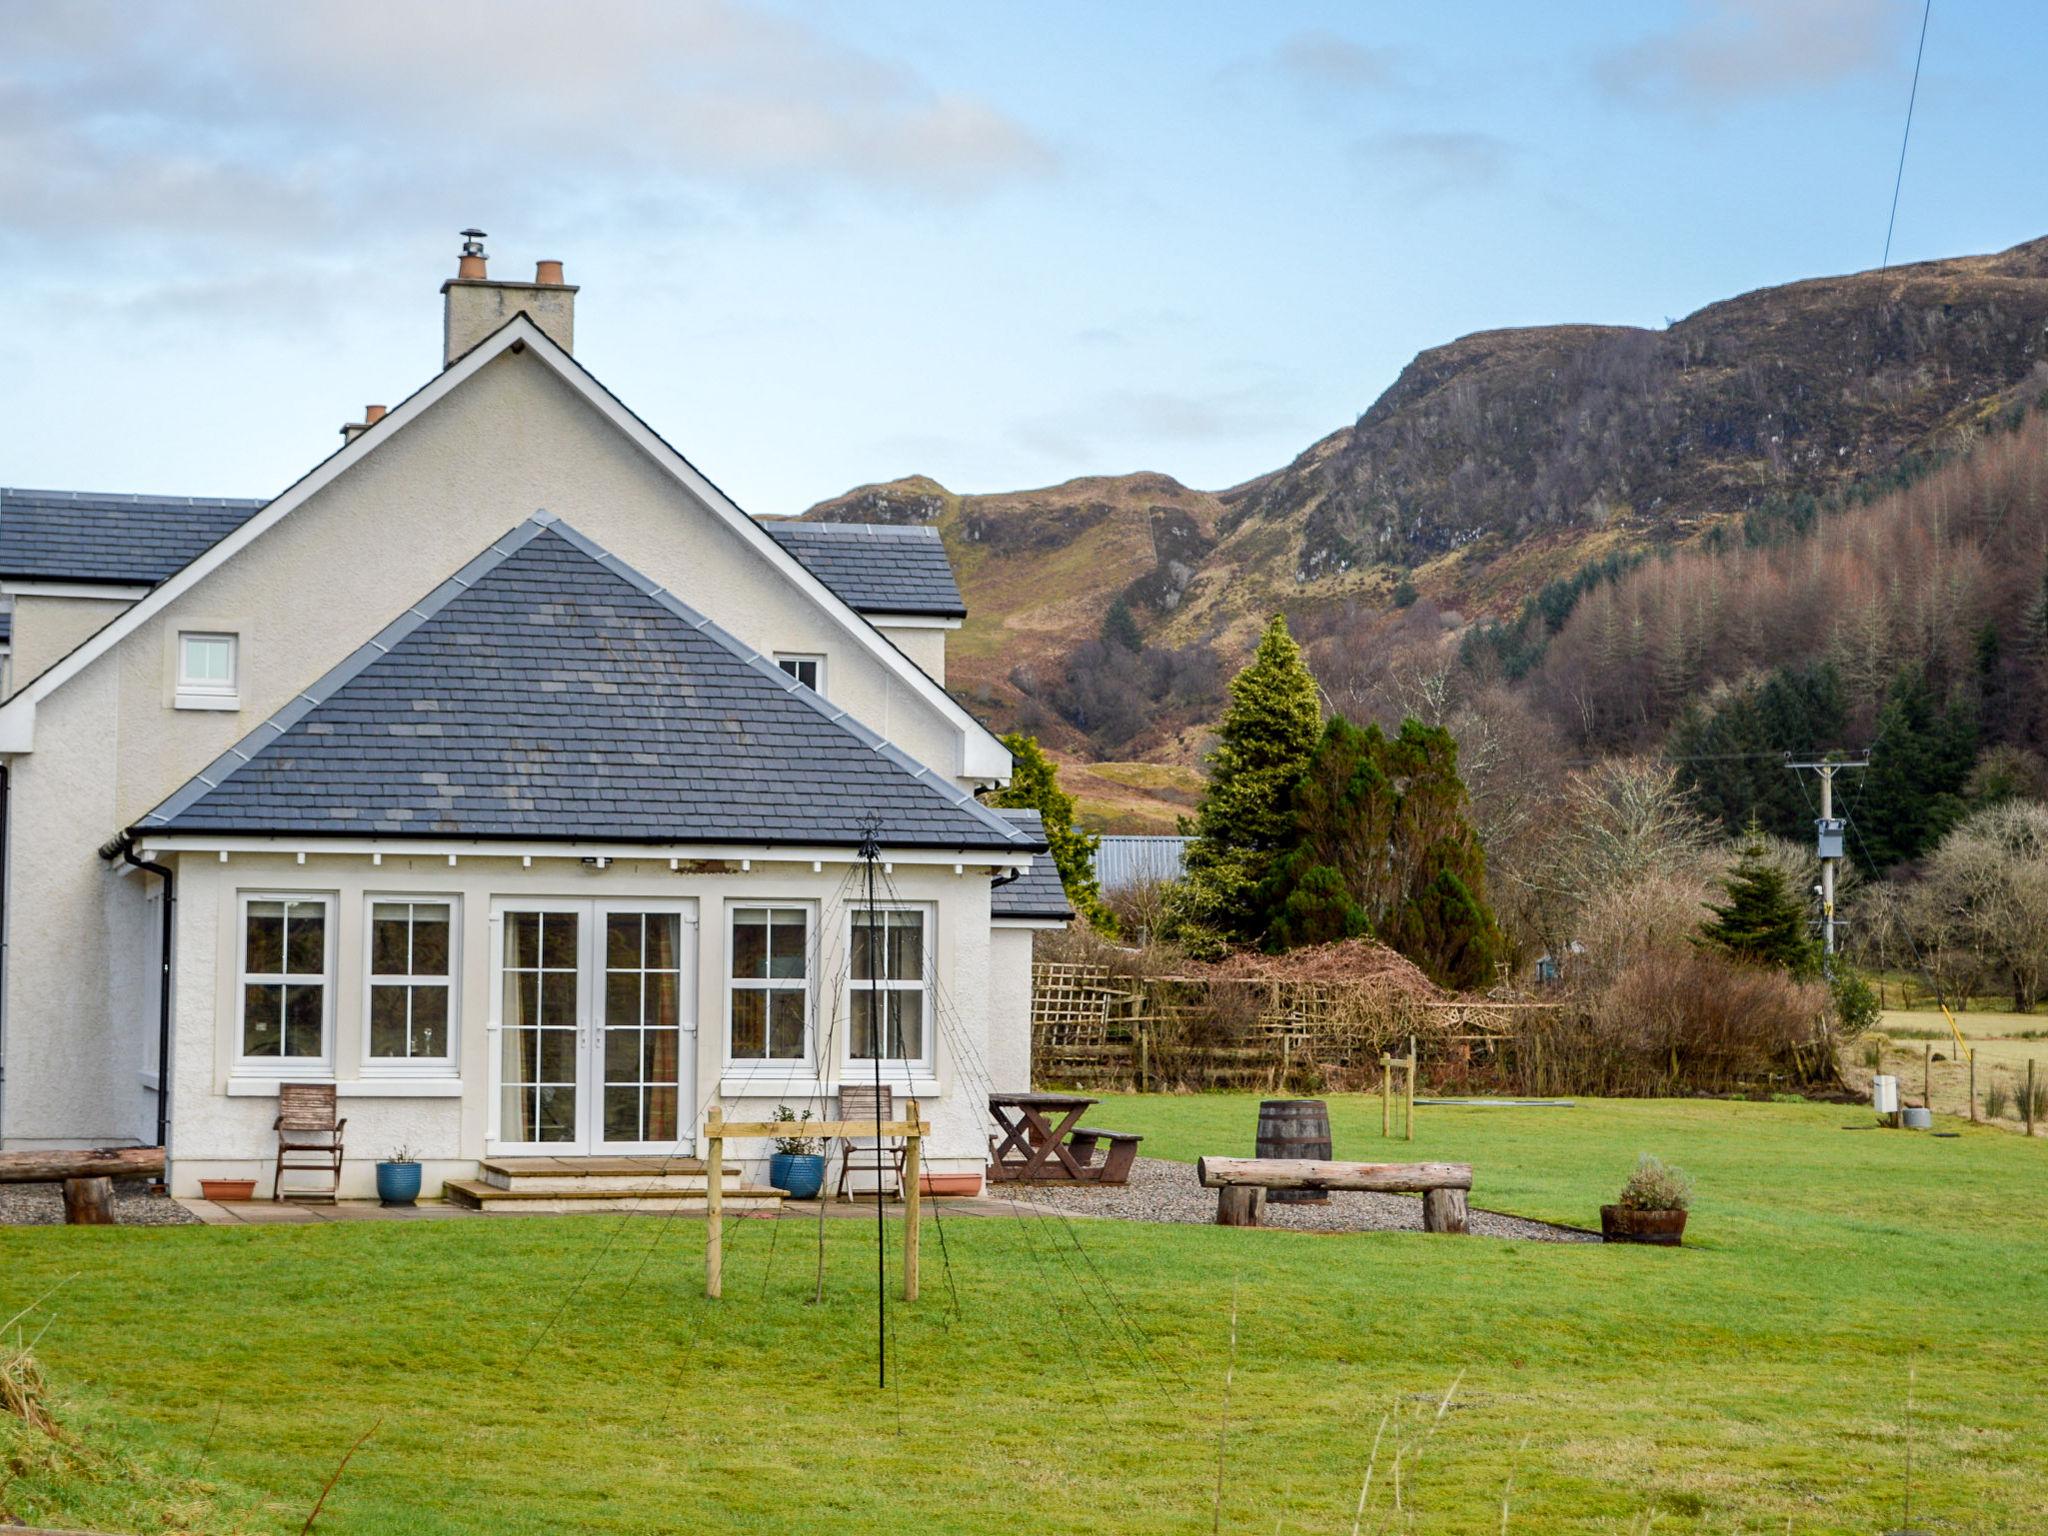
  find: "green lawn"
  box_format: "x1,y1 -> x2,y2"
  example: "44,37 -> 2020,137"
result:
4,1097 -> 2046,1534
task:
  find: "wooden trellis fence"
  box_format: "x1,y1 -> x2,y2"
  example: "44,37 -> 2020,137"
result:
1029,962 -> 1569,1093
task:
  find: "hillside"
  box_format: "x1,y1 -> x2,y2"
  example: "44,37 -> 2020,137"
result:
804,237 -> 2048,828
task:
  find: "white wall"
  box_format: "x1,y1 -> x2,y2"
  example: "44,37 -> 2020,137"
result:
162,850 -> 1003,1197
9,593 -> 134,689
986,927 -> 1037,1095
874,623 -> 948,685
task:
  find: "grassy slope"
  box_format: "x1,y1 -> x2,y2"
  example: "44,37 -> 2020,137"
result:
3,1099 -> 2045,1534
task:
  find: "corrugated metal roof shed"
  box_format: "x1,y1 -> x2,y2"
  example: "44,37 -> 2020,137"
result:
1092,834 -> 1191,892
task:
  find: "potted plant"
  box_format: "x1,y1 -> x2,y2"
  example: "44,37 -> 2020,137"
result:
376,1145 -> 422,1208
199,1177 -> 257,1202
1600,1154 -> 1692,1245
767,1105 -> 826,1200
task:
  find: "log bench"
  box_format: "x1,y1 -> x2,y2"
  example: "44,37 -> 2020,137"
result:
1195,1156 -> 1473,1233
0,1147 -> 166,1225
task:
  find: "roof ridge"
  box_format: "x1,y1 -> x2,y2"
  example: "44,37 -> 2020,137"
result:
1,487 -> 269,508
138,512 -> 1036,852
765,520 -> 943,539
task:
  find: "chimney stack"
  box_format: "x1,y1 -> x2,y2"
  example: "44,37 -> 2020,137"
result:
440,229 -> 577,368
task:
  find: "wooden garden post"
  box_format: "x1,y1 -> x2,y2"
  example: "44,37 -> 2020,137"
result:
903,1100 -> 922,1303
62,1177 -> 114,1225
1924,1042 -> 1933,1112
1404,1037 -> 1417,1142
705,1104 -> 724,1299
1380,1056 -> 1392,1138
1970,1054 -> 1978,1123
2029,1060 -> 2038,1138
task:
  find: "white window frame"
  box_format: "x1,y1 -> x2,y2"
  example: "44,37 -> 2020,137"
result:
844,903 -> 935,1073
176,630 -> 240,710
773,652 -> 825,694
234,891 -> 336,1075
360,895 -> 460,1077
723,901 -> 817,1072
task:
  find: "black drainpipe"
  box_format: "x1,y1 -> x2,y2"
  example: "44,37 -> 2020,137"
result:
113,836 -> 176,1159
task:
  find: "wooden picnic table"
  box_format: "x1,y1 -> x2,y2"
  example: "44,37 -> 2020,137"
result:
987,1093 -> 1141,1184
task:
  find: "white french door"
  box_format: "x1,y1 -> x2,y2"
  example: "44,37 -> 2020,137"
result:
488,899 -> 698,1155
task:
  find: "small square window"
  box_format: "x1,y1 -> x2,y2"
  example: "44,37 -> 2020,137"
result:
775,654 -> 823,693
176,631 -> 239,708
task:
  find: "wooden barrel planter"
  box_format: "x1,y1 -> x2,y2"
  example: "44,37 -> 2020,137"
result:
1256,1099 -> 1332,1203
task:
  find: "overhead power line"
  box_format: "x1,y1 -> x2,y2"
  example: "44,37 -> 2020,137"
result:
1881,0 -> 1935,271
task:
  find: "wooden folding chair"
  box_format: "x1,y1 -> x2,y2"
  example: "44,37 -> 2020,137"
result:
835,1083 -> 906,1201
273,1083 -> 346,1202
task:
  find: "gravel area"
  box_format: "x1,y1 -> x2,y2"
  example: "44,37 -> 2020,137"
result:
0,1179 -> 200,1227
1024,1157 -> 1600,1242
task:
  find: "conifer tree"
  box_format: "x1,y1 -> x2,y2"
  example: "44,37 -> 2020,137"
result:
1173,615 -> 1322,948
1700,825 -> 1818,977
988,732 -> 1114,933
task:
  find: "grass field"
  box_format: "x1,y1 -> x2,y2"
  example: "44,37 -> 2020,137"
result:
4,1096 -> 2046,1534
1844,1008 -> 2048,1126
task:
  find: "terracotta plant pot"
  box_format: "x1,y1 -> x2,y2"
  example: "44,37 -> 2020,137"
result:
1601,1204 -> 1687,1245
919,1172 -> 984,1197
200,1178 -> 257,1203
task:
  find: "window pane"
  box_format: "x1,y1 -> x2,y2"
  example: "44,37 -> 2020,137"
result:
369,985 -> 409,1057
503,1025 -> 538,1086
245,902 -> 284,974
894,991 -> 924,1060
509,911 -> 541,968
243,984 -> 283,1055
647,1086 -> 677,1142
605,1025 -> 639,1080
505,1083 -> 536,1142
604,970 -> 639,1030
541,912 -> 577,970
730,989 -> 766,1058
540,971 -> 578,1027
644,914 -> 679,970
604,1086 -> 639,1142
768,911 -> 807,979
769,988 -> 806,1059
536,1085 -> 576,1142
645,970 -> 679,1029
411,985 -> 448,1057
370,906 -> 411,976
606,913 -> 641,969
538,1027 -> 576,1082
644,1027 -> 678,1082
732,912 -> 767,978
851,917 -> 876,983
410,906 -> 451,976
183,635 -> 232,683
850,991 -> 875,1060
283,984 -> 324,1056
284,903 -> 326,975
887,913 -> 924,981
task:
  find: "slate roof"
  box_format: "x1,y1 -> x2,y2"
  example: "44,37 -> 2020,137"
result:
137,514 -> 1039,853
762,521 -> 965,618
0,488 -> 268,585
989,809 -> 1074,921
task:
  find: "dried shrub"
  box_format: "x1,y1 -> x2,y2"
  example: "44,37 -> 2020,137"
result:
2,1336 -> 56,1439
1617,1154 -> 1693,1212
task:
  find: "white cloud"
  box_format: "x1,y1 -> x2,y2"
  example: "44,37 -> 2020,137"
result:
1597,0 -> 1915,108
0,0 -> 1056,277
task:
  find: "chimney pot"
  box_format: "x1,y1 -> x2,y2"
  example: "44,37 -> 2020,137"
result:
364,404 -> 387,424
457,227 -> 489,280
535,259 -> 565,286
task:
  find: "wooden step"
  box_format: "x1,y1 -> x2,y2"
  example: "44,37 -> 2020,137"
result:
477,1156 -> 743,1194
443,1179 -> 788,1214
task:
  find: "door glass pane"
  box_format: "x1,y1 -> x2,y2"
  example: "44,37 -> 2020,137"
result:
537,1085 -> 576,1142
605,1026 -> 639,1079
646,971 -> 679,1029
541,913 -> 577,970
604,1086 -> 639,1141
541,971 -> 577,1025
510,911 -> 541,968
539,1027 -> 576,1082
605,971 -> 639,1029
606,913 -> 640,969
647,1086 -> 678,1142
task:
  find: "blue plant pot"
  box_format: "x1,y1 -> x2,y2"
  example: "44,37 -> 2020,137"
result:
768,1152 -> 825,1200
376,1161 -> 422,1208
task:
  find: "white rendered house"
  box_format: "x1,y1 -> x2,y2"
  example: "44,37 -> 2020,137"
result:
0,239 -> 1067,1199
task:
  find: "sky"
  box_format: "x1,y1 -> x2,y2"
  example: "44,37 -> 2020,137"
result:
4,0 -> 2046,516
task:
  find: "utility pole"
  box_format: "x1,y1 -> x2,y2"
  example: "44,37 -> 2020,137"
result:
1787,755 -> 1869,962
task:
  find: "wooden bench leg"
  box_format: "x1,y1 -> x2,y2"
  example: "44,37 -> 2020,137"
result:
1099,1137 -> 1139,1185
1216,1186 -> 1263,1227
1422,1188 -> 1469,1235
